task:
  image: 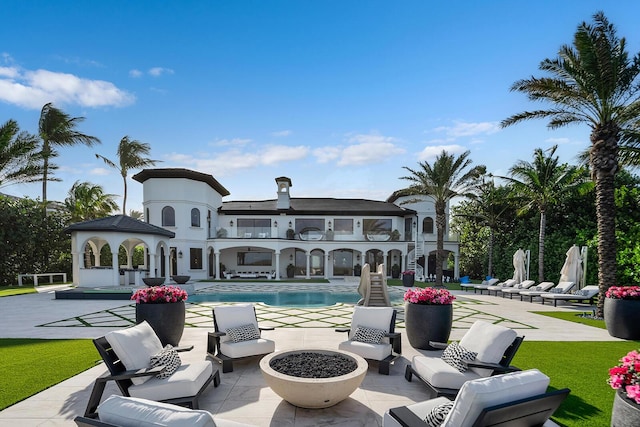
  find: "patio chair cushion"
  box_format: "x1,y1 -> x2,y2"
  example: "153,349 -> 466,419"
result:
424,400 -> 454,426
412,351 -> 482,390
458,321 -> 517,377
350,306 -> 393,338
105,321 -> 163,385
550,288 -> 563,293
128,360 -> 214,402
339,340 -> 391,361
441,342 -> 477,373
226,324 -> 260,343
214,305 -> 260,344
220,338 -> 275,359
149,345 -> 182,379
352,326 -> 386,344
98,395 -> 216,427
442,369 -> 550,426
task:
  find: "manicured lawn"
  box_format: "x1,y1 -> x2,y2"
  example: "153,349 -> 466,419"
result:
0,338 -> 101,410
0,286 -> 37,297
533,311 -> 607,329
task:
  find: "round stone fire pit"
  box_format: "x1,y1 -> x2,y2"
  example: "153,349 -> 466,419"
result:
260,349 -> 367,409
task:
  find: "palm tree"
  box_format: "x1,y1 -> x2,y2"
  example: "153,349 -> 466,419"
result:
400,150 -> 485,285
0,120 -> 44,188
64,181 -> 118,223
38,103 -> 100,204
501,12 -> 640,316
499,146 -> 588,282
95,136 -> 159,214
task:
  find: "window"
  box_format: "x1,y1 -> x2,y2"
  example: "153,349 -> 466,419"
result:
334,219 -> 353,235
404,217 -> 413,240
237,251 -> 272,266
333,249 -> 354,276
146,208 -> 149,223
190,248 -> 202,269
295,218 -> 325,239
162,206 -> 175,226
237,218 -> 271,238
423,217 -> 434,234
363,219 -> 392,234
191,208 -> 200,227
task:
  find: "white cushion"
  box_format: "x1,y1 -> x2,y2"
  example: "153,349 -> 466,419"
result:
105,321 -> 163,385
129,360 -> 213,402
349,306 -> 393,340
220,338 -> 275,359
339,340 -> 391,361
555,281 -> 575,293
98,395 -> 216,427
458,321 -> 517,377
412,353 -> 481,389
214,305 -> 259,343
442,369 -> 550,427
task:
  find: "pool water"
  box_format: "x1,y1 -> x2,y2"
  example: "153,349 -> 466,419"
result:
188,291 -> 363,307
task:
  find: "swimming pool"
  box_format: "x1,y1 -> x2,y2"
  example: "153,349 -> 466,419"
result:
188,291 -> 364,307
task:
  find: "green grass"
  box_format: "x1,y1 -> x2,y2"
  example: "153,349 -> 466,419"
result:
0,338 -> 101,410
533,311 -> 607,329
0,286 -> 37,297
514,341 -> 640,427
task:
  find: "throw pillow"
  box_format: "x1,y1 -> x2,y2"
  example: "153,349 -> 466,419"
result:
149,345 -> 181,379
226,323 -> 260,342
442,342 -> 477,373
352,326 -> 386,344
424,401 -> 454,427
550,288 -> 563,293
575,289 -> 588,296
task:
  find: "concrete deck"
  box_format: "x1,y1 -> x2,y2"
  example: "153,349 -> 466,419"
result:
0,282 -> 618,426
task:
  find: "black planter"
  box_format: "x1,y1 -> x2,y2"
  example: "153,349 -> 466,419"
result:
171,275 -> 190,284
142,277 -> 165,287
405,303 -> 453,350
402,274 -> 415,287
604,298 -> 640,340
135,301 -> 185,346
612,389 -> 640,427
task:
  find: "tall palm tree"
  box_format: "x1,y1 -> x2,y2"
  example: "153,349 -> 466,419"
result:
38,103 -> 100,204
95,136 -> 159,214
63,181 -> 118,223
400,150 -> 485,285
499,146 -> 588,282
501,12 -> 640,316
0,120 -> 44,188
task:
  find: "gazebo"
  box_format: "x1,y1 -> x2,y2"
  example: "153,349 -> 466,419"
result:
65,215 -> 175,287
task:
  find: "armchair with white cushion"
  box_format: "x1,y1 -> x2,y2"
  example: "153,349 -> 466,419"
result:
336,306 -> 402,375
405,321 -> 523,398
207,304 -> 276,373
384,369 -> 569,427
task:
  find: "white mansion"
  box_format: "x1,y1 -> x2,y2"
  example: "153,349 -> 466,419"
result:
132,168 -> 461,281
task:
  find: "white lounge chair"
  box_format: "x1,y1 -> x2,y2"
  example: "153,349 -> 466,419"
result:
486,279 -> 517,296
473,278 -> 500,294
500,280 -> 536,299
518,282 -> 556,302
520,282 -> 575,302
541,285 -> 597,306
384,369 -> 569,427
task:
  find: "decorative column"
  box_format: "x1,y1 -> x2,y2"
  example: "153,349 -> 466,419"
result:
324,252 -> 330,280
215,250 -> 221,279
306,252 -> 311,279
275,252 -> 281,280
111,251 -> 119,287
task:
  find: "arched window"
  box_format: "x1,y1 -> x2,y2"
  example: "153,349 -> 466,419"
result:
191,208 -> 200,227
162,206 -> 175,226
423,217 -> 434,234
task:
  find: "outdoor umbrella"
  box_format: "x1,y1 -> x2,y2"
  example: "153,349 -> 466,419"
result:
512,249 -> 526,284
560,245 -> 583,289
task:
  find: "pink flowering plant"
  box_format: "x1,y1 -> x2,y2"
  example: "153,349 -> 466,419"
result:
131,285 -> 188,304
404,287 -> 455,305
402,270 -> 416,275
608,349 -> 640,403
606,286 -> 640,300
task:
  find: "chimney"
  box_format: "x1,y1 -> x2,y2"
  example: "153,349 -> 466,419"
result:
275,177 -> 292,210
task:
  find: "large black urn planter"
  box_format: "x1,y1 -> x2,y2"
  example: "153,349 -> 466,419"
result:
604,298 -> 640,340
612,389 -> 640,427
402,274 -> 415,287
405,303 -> 453,350
135,301 -> 185,346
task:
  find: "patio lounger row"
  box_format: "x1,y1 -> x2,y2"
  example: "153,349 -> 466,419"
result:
520,281 -> 575,302
540,285 -> 599,306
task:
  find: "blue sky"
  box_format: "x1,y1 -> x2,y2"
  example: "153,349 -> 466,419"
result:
2,1 -> 640,212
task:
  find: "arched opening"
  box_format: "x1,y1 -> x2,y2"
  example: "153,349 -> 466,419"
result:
162,206 -> 175,226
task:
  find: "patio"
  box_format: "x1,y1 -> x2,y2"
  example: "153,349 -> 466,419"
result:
0,281 -> 619,426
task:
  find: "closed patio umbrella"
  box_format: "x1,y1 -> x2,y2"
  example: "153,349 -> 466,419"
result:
560,245 -> 583,289
512,249 -> 526,284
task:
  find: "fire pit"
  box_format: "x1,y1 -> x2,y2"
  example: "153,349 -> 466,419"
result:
260,349 -> 367,409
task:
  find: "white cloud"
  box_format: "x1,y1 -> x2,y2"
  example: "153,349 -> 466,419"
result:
433,121 -> 500,138
261,145 -> 308,165
213,138 -> 252,147
313,146 -> 342,163
418,144 -> 467,161
272,130 -> 292,137
0,67 -> 135,109
546,137 -> 570,144
312,133 -> 405,166
129,69 -> 143,78
90,167 -> 111,176
149,67 -> 174,77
